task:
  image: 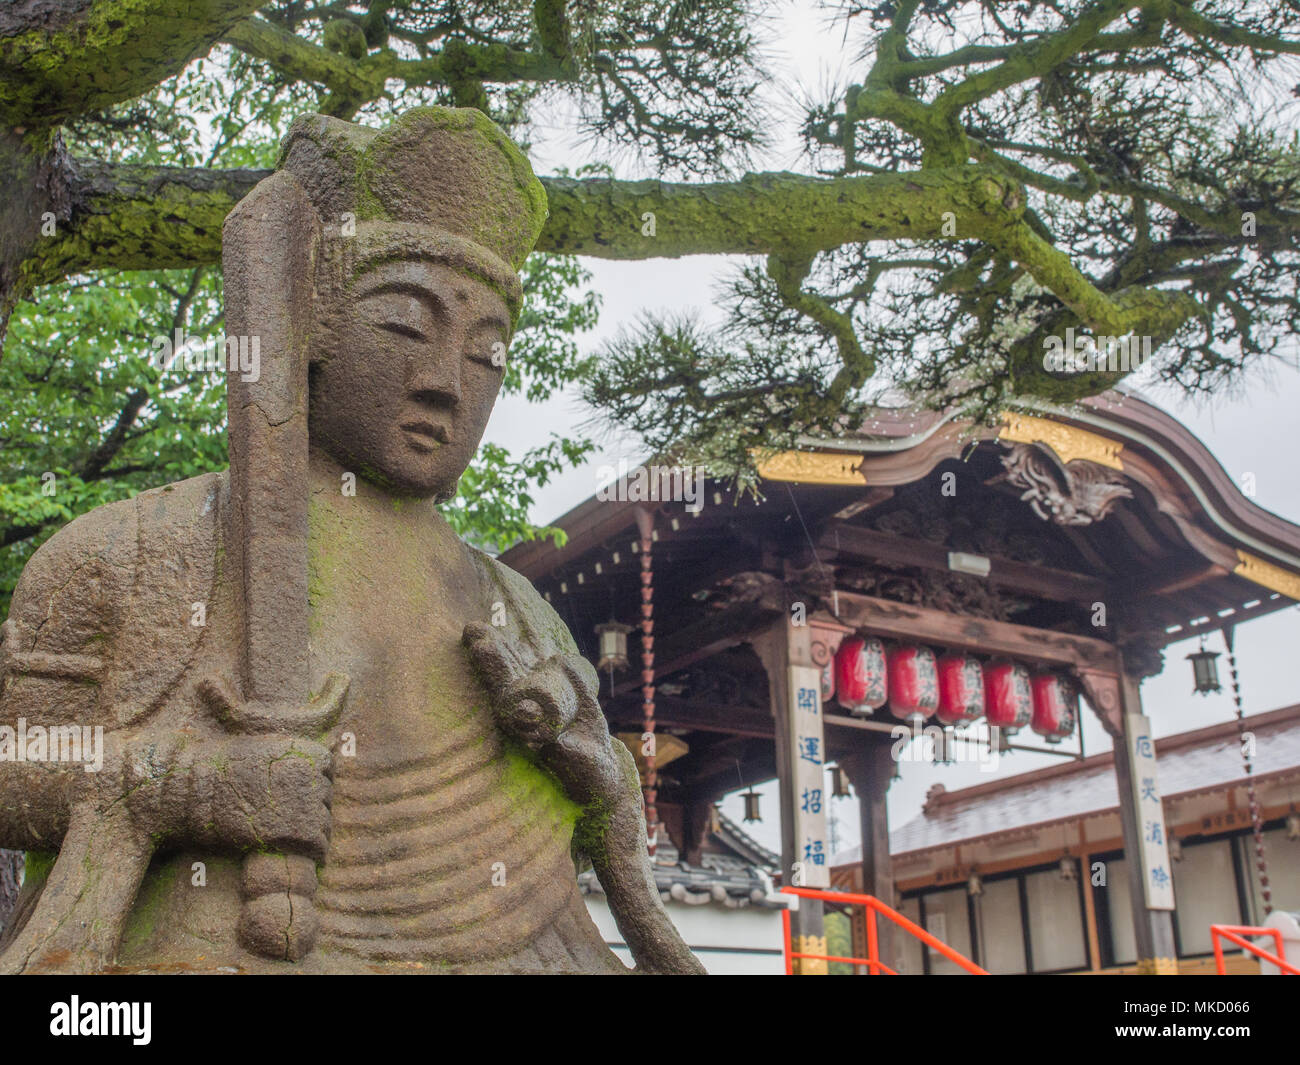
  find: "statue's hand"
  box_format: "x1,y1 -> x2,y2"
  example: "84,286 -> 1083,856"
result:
462,622 -> 614,801
463,621 -> 706,975
190,673 -> 348,962
118,726 -> 336,862
115,673 -> 348,861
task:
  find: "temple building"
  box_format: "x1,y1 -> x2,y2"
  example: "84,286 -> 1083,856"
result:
830,702 -> 1300,974
501,390 -> 1300,974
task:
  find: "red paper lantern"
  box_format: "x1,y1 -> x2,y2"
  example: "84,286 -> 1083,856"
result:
887,644 -> 939,721
1031,672 -> 1077,742
834,635 -> 887,714
984,660 -> 1032,732
937,653 -> 984,726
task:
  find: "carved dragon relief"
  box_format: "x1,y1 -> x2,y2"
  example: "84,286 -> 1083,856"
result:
835,568 -> 1026,621
869,485 -> 1054,566
999,442 -> 1133,526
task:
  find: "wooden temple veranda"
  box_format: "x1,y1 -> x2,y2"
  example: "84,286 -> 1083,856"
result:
500,391 -> 1300,975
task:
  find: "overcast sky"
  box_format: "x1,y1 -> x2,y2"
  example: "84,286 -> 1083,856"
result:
483,1 -> 1300,854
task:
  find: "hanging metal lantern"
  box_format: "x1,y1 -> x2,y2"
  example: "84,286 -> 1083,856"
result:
594,620 -> 634,672
1168,834 -> 1184,862
742,788 -> 762,823
1286,806 -> 1300,842
887,644 -> 939,721
984,659 -> 1032,733
937,653 -> 984,726
966,869 -> 983,897
1187,646 -> 1221,695
1031,672 -> 1078,743
1058,853 -> 1078,881
830,765 -> 852,799
834,634 -> 887,715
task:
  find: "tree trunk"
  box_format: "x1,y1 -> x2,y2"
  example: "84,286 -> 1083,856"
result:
0,128 -> 74,349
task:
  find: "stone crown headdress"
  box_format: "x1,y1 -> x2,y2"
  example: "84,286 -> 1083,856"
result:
277,106 -> 548,319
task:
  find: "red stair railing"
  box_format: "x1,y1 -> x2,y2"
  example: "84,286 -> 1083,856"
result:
1210,924 -> 1299,975
780,885 -> 988,975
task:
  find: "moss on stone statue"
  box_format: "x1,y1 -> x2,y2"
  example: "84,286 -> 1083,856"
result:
306,494 -> 348,633
117,853 -> 242,960
499,743 -> 580,837
572,795 -> 613,867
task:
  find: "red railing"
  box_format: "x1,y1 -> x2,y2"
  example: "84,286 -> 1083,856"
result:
1210,924 -> 1300,975
780,885 -> 988,975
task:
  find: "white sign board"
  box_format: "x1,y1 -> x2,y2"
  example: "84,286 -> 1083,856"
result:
1126,713 -> 1175,911
789,664 -> 829,889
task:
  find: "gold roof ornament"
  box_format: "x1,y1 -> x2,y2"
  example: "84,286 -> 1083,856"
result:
755,450 -> 866,485
1234,549 -> 1300,601
998,412 -> 1125,471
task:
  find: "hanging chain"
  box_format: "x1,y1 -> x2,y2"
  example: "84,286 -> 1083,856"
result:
639,523 -> 657,857
1226,636 -> 1271,915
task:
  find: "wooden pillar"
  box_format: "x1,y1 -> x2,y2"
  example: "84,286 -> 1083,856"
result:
1081,656 -> 1176,975
839,735 -> 895,972
848,865 -> 867,975
753,612 -> 828,975
1078,826 -> 1102,971
1113,668 -> 1178,974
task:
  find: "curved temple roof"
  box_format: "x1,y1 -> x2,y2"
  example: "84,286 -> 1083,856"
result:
505,390 -> 1300,652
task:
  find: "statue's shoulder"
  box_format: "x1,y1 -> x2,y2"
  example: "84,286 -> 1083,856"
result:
465,547 -> 580,658
7,487 -> 137,648
3,472 -> 226,725
10,471 -> 224,618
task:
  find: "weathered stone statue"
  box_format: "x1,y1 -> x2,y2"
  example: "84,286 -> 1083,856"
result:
0,107 -> 703,974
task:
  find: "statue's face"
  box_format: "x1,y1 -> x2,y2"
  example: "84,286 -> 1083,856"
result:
310,258 -> 511,500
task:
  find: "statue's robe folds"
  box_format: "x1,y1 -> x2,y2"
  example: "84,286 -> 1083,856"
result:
0,469 -> 628,973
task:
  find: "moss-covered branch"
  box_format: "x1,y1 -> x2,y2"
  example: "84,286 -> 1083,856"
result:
0,0 -> 264,126
222,16 -> 385,100
17,157 -> 1202,367
767,253 -> 874,403
19,159 -> 268,291
221,14 -> 575,105
931,0 -> 1143,122
540,166 -> 1016,258
533,0 -> 575,70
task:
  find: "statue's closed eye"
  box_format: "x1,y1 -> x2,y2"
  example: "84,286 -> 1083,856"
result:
362,290 -> 438,341
379,320 -> 427,342
466,321 -> 508,369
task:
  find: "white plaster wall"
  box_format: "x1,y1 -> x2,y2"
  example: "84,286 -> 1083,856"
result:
583,896 -> 786,974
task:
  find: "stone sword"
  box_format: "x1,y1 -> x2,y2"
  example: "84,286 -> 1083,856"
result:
221,169 -> 348,962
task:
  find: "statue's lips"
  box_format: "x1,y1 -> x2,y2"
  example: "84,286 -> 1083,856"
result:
400,420 -> 450,452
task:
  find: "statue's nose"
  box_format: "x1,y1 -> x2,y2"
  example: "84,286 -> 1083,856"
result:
405,338 -> 461,406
